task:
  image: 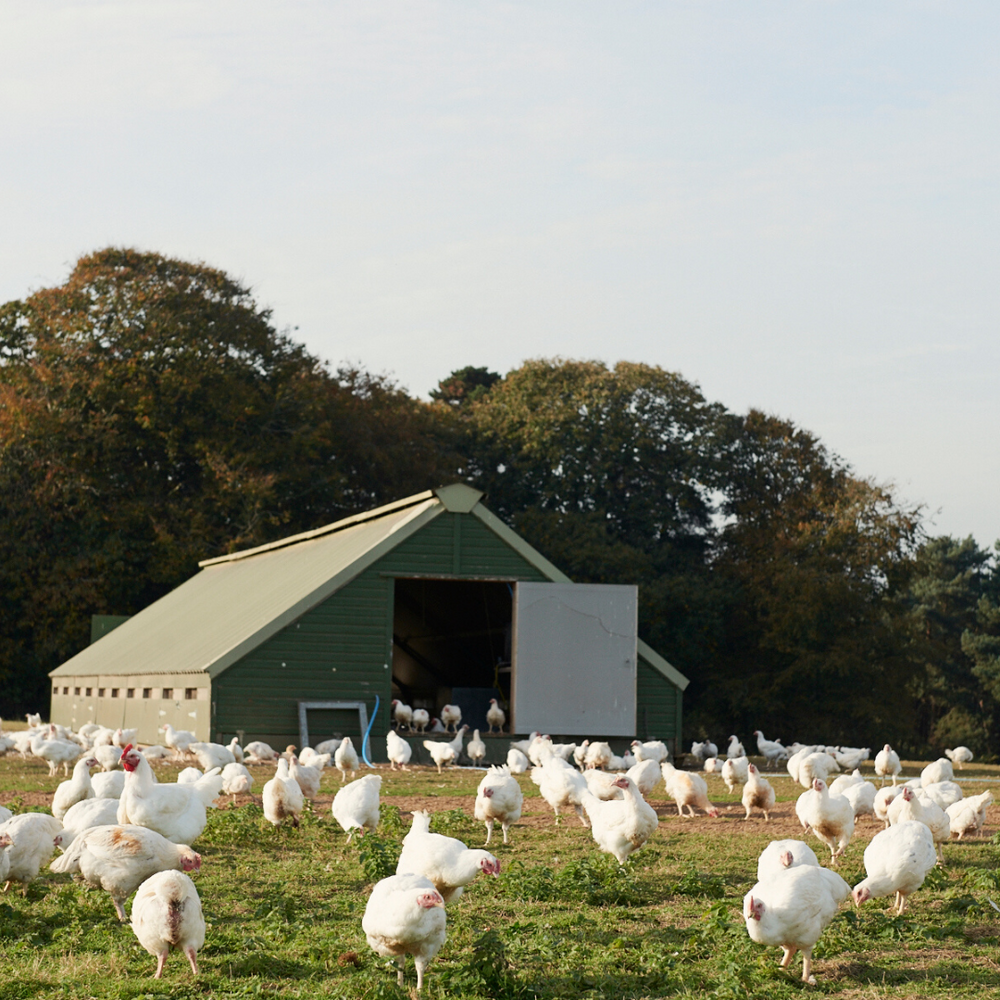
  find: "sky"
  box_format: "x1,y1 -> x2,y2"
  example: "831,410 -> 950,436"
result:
2,2 -> 997,547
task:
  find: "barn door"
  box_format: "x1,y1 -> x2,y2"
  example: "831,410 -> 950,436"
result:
512,582 -> 637,736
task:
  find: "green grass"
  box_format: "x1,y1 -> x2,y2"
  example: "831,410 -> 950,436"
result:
1,753 -> 1000,998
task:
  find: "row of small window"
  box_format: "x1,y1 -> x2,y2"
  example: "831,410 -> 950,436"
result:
53,686 -> 199,700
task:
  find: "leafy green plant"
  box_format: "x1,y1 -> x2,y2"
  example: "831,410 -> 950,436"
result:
356,832 -> 402,882
673,869 -> 727,898
429,807 -> 476,839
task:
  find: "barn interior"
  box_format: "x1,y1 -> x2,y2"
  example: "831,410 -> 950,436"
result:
391,577 -> 512,731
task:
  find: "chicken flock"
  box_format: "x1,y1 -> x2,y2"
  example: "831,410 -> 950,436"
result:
0,710 -> 995,990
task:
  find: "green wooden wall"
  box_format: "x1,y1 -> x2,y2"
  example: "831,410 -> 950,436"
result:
212,510 -> 683,756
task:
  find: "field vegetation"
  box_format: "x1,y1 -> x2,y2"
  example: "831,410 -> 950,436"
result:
3,749 -> 1000,999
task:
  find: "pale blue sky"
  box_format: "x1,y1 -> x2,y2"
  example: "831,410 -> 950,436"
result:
2,2 -> 997,547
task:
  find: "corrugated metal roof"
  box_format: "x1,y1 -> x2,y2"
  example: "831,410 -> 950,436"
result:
50,495 -> 442,678
49,482 -> 689,691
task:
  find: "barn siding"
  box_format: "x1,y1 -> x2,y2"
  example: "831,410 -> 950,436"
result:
636,661 -> 680,754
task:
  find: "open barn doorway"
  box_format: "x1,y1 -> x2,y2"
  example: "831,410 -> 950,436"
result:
391,577 -> 512,733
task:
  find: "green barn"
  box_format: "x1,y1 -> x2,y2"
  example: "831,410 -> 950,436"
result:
48,484 -> 688,762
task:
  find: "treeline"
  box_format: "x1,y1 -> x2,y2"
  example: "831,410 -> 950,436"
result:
2,249 -> 999,757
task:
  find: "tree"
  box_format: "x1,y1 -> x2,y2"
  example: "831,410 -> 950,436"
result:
0,248 -> 460,713
701,410 -> 924,747
466,358 -> 731,555
904,536 -> 995,754
430,366 -> 501,409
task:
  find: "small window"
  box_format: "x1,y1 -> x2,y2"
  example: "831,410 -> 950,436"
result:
74,687 -> 81,696
111,688 -> 119,698
142,688 -> 152,699
52,685 -> 59,695
162,688 -> 173,700
98,688 -> 105,697
185,688 -> 198,700
85,687 -> 92,697
127,688 -> 135,699
63,686 -> 69,695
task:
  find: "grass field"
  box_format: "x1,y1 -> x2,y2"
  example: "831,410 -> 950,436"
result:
2,746 -> 1000,1000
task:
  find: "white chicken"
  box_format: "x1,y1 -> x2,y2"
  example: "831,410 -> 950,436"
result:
220,762 -> 254,802
874,744 -> 902,785
834,746 -> 870,771
363,873 -> 446,992
531,758 -> 588,824
188,741 -> 235,772
411,709 -> 430,733
722,755 -> 750,794
92,770 -> 126,800
117,746 -> 211,845
852,819 -> 937,914
30,725 -> 82,776
828,769 -> 864,798
131,870 -> 205,978
661,761 -> 720,818
947,789 -> 992,839
796,778 -> 854,863
756,839 -> 820,881
474,766 -> 523,845
334,737 -> 359,782
744,864 -> 851,985
921,780 -> 964,811
486,698 -> 506,734
298,747 -> 332,771
0,812 -> 63,891
440,704 -> 462,732
920,758 -> 954,786
0,832 -> 10,884
753,730 -> 789,769
243,741 -> 279,764
262,757 -> 304,827
289,754 -> 324,799
689,739 -> 717,764
51,823 -> 201,921
93,744 -> 126,771
52,755 -> 99,820
112,727 -> 138,748
58,798 -> 121,846
466,729 -> 487,766
626,758 -> 663,798
579,774 -> 658,865
873,784 -> 901,828
391,699 -> 413,730
331,774 -> 381,841
159,724 -> 196,758
796,752 -> 840,790
396,810 -> 500,902
387,730 -> 413,770
422,726 -> 468,773
843,780 -> 877,822
506,748 -> 530,774
584,769 -> 623,800
887,786 -> 950,862
630,739 -> 668,764
944,745 -> 974,769
227,737 -> 244,763
726,735 -> 746,758
584,741 -> 613,770
742,763 -> 776,821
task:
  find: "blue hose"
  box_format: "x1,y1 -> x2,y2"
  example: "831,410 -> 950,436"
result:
362,694 -> 379,767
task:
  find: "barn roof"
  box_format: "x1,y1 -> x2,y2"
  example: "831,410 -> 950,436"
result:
49,484 -> 688,690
